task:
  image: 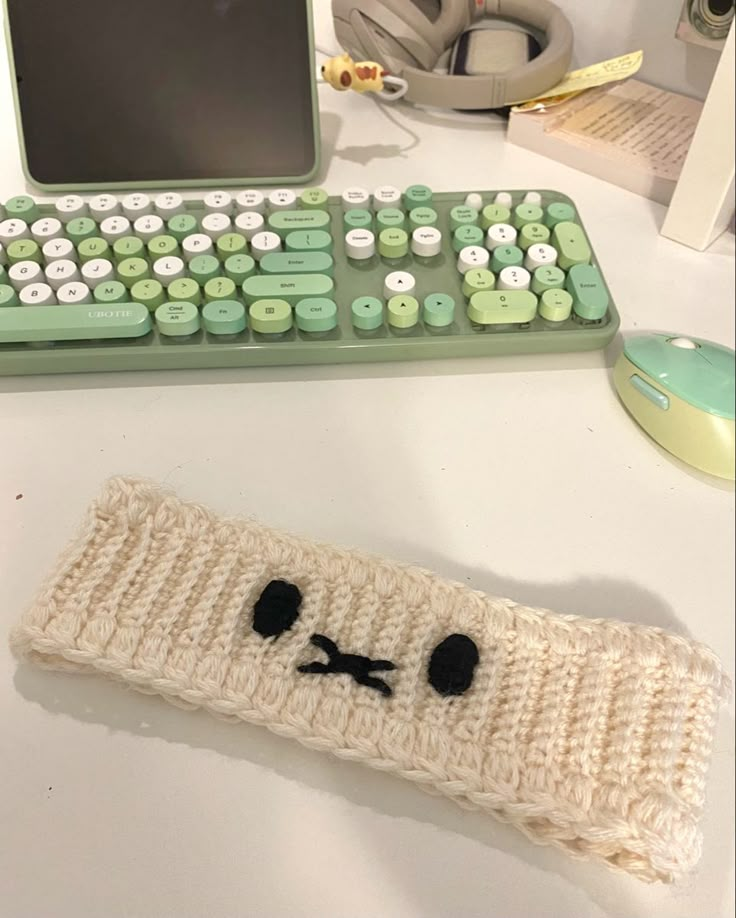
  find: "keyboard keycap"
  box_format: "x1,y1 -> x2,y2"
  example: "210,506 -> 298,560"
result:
45,259 -> 80,290
202,299 -> 246,335
188,255 -> 221,285
55,195 -> 88,223
113,236 -> 146,263
351,296 -> 383,330
268,210 -> 331,235
249,231 -> 281,260
57,282 -> 92,305
268,189 -> 297,212
9,261 -> 43,289
223,254 -> 256,284
524,243 -> 557,271
168,277 -> 202,305
89,194 -> 120,220
404,184 -> 432,208
81,258 -> 114,285
204,191 -> 233,215
481,204 -> 511,229
452,225 -> 484,252
148,235 -> 179,259
182,234 -> 214,261
343,209 -> 373,231
78,238 -> 110,264
545,202 -> 576,227
552,222 -> 591,270
467,290 -> 538,325
0,302 -> 152,342
43,238 -> 76,264
566,263 -> 609,320
20,282 -> 56,306
498,266 -> 531,291
201,212 -> 232,240
450,206 -> 479,230
485,223 -> 517,250
285,230 -> 332,254
155,192 -> 186,218
5,196 -> 39,222
462,268 -> 495,298
100,216 -> 132,243
8,240 -> 41,265
117,257 -> 150,287
383,270 -> 415,299
94,281 -> 128,305
373,185 -> 402,208
66,218 -> 97,245
122,193 -> 153,219
235,212 -> 265,240
423,294 -> 455,328
490,245 -> 524,273
531,265 -> 565,295
299,188 -> 329,210
411,226 -> 442,258
341,187 -> 370,211
31,217 -> 63,243
130,279 -> 165,311
375,208 -> 406,231
260,252 -> 334,276
134,215 -> 166,241
155,301 -> 200,336
539,288 -> 573,322
409,207 -> 438,230
387,295 -> 419,329
457,245 -> 489,274
242,273 -> 334,306
203,277 -> 237,302
167,214 -> 198,242
216,233 -> 248,258
0,284 -> 20,307
519,223 -> 551,250
378,228 -> 408,259
249,299 -> 293,333
0,219 -> 30,245
152,256 -> 186,285
236,190 -> 266,214
295,298 -> 338,333
513,203 -> 544,228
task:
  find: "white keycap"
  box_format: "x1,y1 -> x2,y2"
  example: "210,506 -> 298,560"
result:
494,192 -> 513,208
373,185 -> 402,208
249,231 -> 281,259
204,190 -> 233,214
344,228 -> 375,260
524,191 -> 542,206
201,212 -> 232,240
20,282 -> 56,306
81,258 -> 115,285
89,194 -> 121,220
57,281 -> 92,304
154,192 -> 185,218
457,245 -> 490,274
31,217 -> 64,243
0,219 -> 30,245
134,214 -> 165,241
236,190 -> 266,214
411,226 -> 442,258
486,223 -> 517,250
465,193 -> 483,211
45,259 -> 80,290
55,195 -> 88,223
383,270 -> 416,300
122,193 -> 153,219
152,256 -> 186,284
268,189 -> 297,211
498,266 -> 531,291
234,212 -> 265,239
524,243 -> 558,271
342,186 -> 370,211
100,216 -> 132,243
9,260 -> 43,290
43,238 -> 76,263
181,233 -> 214,261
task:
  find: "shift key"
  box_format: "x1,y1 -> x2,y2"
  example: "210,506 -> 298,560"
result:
242,273 -> 334,306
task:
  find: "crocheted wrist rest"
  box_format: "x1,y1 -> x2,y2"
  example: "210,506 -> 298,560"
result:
10,477 -> 728,883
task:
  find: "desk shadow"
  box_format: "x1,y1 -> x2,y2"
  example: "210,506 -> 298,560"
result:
12,564 -> 733,918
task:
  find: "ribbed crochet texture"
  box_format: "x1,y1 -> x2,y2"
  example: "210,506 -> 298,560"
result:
9,477 -> 729,883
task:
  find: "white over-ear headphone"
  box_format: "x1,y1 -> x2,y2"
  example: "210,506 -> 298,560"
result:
332,0 -> 573,109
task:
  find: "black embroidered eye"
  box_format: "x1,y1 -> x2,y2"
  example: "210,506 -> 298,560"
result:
428,634 -> 479,696
252,580 -> 302,638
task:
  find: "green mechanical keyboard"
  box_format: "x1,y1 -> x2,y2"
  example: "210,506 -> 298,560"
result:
0,185 -> 619,376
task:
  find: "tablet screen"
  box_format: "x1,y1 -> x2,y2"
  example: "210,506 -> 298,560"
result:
6,0 -> 318,186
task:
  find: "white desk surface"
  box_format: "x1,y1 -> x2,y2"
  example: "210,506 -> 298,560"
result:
1,6 -> 734,917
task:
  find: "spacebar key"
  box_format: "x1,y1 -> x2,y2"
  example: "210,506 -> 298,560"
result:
0,303 -> 152,342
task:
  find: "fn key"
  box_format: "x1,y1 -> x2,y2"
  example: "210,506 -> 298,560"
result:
0,303 -> 152,342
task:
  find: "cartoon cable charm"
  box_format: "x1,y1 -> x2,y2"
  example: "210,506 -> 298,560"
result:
320,52 -> 408,101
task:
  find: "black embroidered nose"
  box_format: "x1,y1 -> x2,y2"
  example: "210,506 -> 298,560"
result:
298,634 -> 396,697
252,580 -> 302,638
428,634 -> 479,696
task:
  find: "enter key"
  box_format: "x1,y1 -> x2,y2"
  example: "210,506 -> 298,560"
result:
566,263 -> 609,321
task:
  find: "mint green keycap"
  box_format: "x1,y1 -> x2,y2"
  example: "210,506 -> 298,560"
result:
285,230 -> 333,254
117,257 -> 150,287
513,203 -> 544,228
468,290 -> 538,325
268,210 -> 330,235
204,276 -> 237,302
4,195 -> 39,222
378,228 -> 409,259
167,213 -> 198,242
351,296 -> 383,330
404,184 -> 432,207
0,284 -> 19,307
113,236 -> 145,263
131,279 -> 166,311
249,299 -> 293,334
168,277 -> 201,306
519,223 -> 550,250
300,188 -> 329,210
481,204 -> 511,229
7,239 -> 41,265
216,233 -> 248,258
450,206 -> 479,230
242,273 -> 334,306
202,299 -> 246,335
376,208 -> 406,231
566,263 -> 609,320
423,293 -> 455,328
409,207 -> 438,230
462,268 -> 495,298
539,288 -> 573,322
0,302 -> 151,342
452,225 -> 484,252
155,301 -> 200,337
94,280 -> 128,304
343,209 -> 373,230
531,265 -> 565,295
224,253 -> 256,284
188,254 -> 220,285
552,222 -> 591,270
148,235 -> 179,259
388,295 -> 419,329
295,297 -> 338,333
260,252 -> 334,277
78,237 -> 110,263
66,217 -> 97,245
491,245 -> 523,273
545,202 -> 576,228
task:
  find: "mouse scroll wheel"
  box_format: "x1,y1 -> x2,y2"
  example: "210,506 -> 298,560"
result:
668,337 -> 699,350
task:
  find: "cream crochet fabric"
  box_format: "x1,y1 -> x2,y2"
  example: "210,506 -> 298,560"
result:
10,477 -> 729,883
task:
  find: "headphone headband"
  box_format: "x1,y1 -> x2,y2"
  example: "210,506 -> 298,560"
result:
333,0 -> 573,109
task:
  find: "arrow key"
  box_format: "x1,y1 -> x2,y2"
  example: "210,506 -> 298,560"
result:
383,270 -> 416,300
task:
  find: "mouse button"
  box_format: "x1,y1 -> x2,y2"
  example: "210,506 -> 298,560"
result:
629,374 -> 670,410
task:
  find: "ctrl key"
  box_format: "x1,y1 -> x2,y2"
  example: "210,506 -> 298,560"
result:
155,301 -> 201,337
